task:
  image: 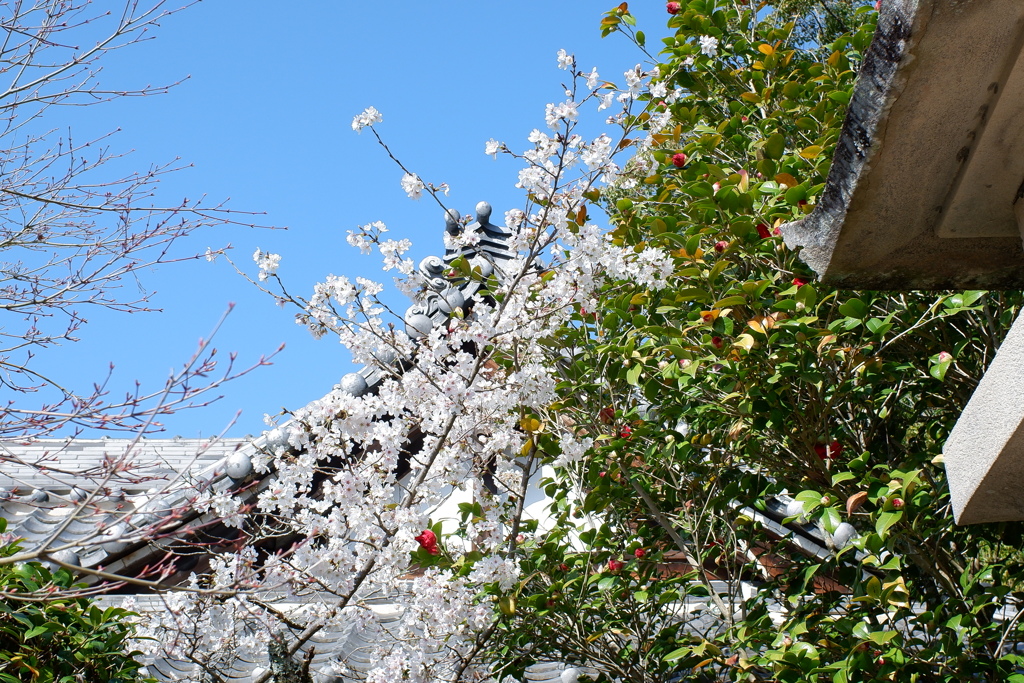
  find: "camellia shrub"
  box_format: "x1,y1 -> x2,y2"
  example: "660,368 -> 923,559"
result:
488,2 -> 1024,682
0,520 -> 151,683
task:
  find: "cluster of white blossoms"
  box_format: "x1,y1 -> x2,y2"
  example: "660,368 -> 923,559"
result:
150,44 -> 682,683
252,247 -> 281,281
351,105 -> 383,132
400,172 -> 425,200
699,34 -> 719,57
556,48 -> 574,71
544,99 -> 579,130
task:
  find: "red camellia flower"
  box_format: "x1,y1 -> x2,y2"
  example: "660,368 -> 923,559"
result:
671,152 -> 687,167
415,529 -> 439,555
667,1 -> 681,14
793,277 -> 807,287
711,336 -> 724,349
756,223 -> 771,239
558,563 -> 569,571
619,425 -> 632,439
608,558 -> 625,572
714,240 -> 729,252
634,548 -> 646,559
814,440 -> 843,460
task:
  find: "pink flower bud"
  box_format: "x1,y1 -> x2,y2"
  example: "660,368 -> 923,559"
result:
938,351 -> 953,363
608,558 -> 624,571
666,1 -> 681,14
634,548 -> 646,559
671,152 -> 687,167
714,240 -> 728,252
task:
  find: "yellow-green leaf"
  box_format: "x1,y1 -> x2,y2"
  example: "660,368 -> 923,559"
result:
800,145 -> 823,159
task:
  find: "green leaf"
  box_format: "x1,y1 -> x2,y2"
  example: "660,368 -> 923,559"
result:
765,133 -> 786,160
820,507 -> 841,533
23,624 -> 49,639
663,646 -> 691,663
714,295 -> 746,308
794,490 -> 822,514
626,363 -> 643,386
929,358 -> 952,381
795,283 -> 817,310
875,510 -> 903,537
688,181 -> 716,198
864,317 -> 892,335
837,298 -> 867,319
831,471 -> 856,485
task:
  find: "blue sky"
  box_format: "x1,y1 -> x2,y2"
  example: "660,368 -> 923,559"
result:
26,2 -> 660,438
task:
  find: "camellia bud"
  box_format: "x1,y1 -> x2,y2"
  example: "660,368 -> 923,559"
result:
891,497 -> 905,509
671,152 -> 687,167
634,548 -> 646,559
667,1 -> 681,14
714,240 -> 729,252
608,558 -> 624,571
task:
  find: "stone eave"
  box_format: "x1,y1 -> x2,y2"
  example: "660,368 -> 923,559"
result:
782,0 -> 1024,289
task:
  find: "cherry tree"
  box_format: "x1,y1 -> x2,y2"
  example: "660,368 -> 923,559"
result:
127,38 -> 681,681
